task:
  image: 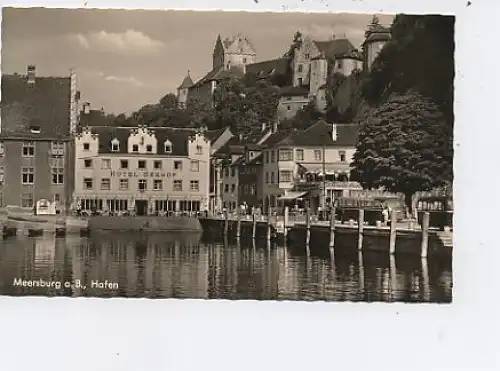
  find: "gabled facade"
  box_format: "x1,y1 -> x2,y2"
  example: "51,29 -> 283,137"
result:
73,124 -> 211,215
0,65 -> 79,212
260,120 -> 360,213
235,144 -> 264,208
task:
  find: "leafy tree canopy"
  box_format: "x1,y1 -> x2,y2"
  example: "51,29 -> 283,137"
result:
351,91 -> 453,210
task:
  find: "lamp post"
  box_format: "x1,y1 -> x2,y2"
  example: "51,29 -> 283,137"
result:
322,141 -> 327,221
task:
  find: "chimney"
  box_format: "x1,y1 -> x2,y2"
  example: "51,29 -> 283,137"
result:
331,123 -> 337,141
261,122 -> 266,132
83,102 -> 91,114
27,65 -> 36,85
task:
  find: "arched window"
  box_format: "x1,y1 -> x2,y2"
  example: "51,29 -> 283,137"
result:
111,138 -> 120,152
164,139 -> 172,153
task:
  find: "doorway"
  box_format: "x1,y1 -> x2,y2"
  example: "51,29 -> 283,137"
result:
135,200 -> 148,216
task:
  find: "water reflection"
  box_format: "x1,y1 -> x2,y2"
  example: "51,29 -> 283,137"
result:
0,232 -> 452,302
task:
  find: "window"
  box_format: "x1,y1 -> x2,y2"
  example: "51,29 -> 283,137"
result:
314,149 -> 322,161
196,145 -> 203,155
190,160 -> 199,172
279,149 -> 293,161
111,140 -> 120,152
83,143 -> 90,151
287,105 -> 291,111
84,159 -> 93,168
298,77 -> 303,86
271,172 -> 275,183
101,178 -> 111,190
265,151 -> 269,164
279,170 -> 293,182
271,151 -> 275,163
120,160 -> 128,169
21,167 -> 34,184
22,142 -> 35,157
251,184 -> 256,195
231,168 -> 236,177
224,184 -> 229,193
305,53 -> 310,59
243,57 -> 247,63
164,142 -> 172,153
138,160 -> 146,169
224,168 -> 229,177
51,141 -> 64,156
0,141 -> 4,156
138,179 -> 147,191
153,179 -> 163,190
231,184 -> 236,193
119,179 -> 128,190
83,178 -> 93,189
337,60 -> 343,69
298,64 -> 303,72
21,193 -> 34,208
0,166 -> 4,186
30,126 -> 41,134
173,180 -> 182,191
0,192 -> 3,207
296,149 -> 304,161
265,172 -> 269,183
174,161 -> 182,170
146,145 -> 153,152
132,144 -> 139,152
339,150 -> 346,162
190,180 -> 199,192
154,160 -> 162,169
51,167 -> 64,184
54,194 -> 61,203
101,159 -> 111,169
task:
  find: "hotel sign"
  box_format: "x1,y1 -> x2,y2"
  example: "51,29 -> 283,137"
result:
110,171 -> 177,178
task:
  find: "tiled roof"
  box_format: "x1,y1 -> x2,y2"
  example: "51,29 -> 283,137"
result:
245,58 -> 288,79
337,49 -> 364,61
78,126 -> 200,156
363,25 -> 391,45
193,66 -> 244,87
313,39 -> 357,60
245,143 -> 262,151
263,120 -> 359,148
1,73 -> 71,139
178,74 -> 194,89
279,85 -> 309,97
79,110 -> 114,127
213,130 -> 269,157
247,153 -> 263,165
204,127 -> 228,143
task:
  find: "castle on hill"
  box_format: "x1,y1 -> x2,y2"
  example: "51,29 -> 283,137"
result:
177,16 -> 391,121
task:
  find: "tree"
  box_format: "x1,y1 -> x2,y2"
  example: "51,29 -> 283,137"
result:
362,14 -> 455,125
159,93 -> 178,110
351,92 -> 453,214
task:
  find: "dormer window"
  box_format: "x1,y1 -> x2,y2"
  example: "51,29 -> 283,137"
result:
83,143 -> 90,151
111,139 -> 120,152
196,145 -> 203,155
164,140 -> 172,154
132,144 -> 139,152
30,126 -> 41,134
146,145 -> 153,152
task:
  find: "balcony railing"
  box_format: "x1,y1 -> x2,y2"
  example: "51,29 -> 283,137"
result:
293,180 -> 362,191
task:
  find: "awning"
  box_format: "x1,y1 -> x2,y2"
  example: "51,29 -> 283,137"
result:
278,191 -> 308,201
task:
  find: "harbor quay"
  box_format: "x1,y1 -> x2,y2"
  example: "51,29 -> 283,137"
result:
198,209 -> 453,258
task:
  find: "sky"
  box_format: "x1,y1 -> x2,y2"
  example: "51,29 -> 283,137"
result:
1,8 -> 394,115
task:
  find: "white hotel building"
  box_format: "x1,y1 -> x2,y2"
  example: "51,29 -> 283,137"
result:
73,123 -> 211,215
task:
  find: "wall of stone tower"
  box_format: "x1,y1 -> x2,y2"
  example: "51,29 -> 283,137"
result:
309,58 -> 328,97
177,87 -> 189,108
292,37 -> 316,87
365,40 -> 387,71
332,58 -> 363,76
213,39 -> 225,70
223,35 -> 256,74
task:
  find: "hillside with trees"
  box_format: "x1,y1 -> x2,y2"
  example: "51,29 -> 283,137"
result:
351,14 -> 455,212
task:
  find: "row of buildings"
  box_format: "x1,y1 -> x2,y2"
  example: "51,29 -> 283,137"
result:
0,65 -> 363,215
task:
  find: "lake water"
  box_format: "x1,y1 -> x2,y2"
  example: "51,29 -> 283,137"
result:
0,231 -> 452,302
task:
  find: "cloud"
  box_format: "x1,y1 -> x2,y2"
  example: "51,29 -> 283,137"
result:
69,29 -> 164,53
104,75 -> 145,87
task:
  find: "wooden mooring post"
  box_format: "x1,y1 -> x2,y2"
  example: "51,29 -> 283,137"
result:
224,210 -> 229,236
357,209 -> 364,251
283,206 -> 289,243
252,211 -> 257,239
236,210 -> 241,239
266,210 -> 272,243
328,210 -> 335,248
389,209 -> 397,255
305,208 -> 311,246
421,211 -> 430,258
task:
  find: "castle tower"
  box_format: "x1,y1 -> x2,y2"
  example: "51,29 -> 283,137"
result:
177,71 -> 193,108
212,33 -> 257,74
362,15 -> 391,71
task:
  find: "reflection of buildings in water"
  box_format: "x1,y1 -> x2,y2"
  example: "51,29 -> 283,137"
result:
420,258 -> 431,302
277,249 -> 303,300
34,237 -> 56,264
